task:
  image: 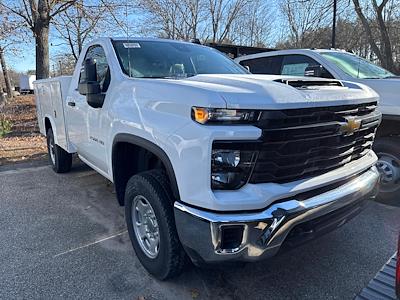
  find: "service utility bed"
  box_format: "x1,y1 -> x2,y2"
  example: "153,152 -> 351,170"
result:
34,76 -> 73,152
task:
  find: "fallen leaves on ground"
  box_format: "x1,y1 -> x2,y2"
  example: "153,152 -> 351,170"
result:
0,95 -> 47,165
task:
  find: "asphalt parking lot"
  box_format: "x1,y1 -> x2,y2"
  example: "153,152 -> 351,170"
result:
0,161 -> 399,300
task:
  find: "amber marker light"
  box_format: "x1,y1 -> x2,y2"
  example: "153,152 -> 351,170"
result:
192,107 -> 210,124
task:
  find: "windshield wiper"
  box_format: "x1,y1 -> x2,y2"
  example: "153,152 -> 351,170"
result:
184,73 -> 197,78
138,76 -> 172,79
138,74 -> 197,79
362,76 -> 400,79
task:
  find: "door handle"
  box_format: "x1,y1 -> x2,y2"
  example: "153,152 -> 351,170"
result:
67,101 -> 76,107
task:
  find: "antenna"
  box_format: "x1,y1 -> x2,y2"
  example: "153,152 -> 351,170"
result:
357,56 -> 361,78
125,0 -> 129,38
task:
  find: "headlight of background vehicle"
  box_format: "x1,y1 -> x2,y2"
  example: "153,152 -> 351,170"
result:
211,142 -> 258,190
192,107 -> 261,124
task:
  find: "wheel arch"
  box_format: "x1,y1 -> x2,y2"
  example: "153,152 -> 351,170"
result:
43,116 -> 58,144
376,117 -> 400,138
112,133 -> 180,206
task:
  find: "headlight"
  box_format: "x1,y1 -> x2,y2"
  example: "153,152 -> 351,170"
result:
211,145 -> 258,190
192,107 -> 261,124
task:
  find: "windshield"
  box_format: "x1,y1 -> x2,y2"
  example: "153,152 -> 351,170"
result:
321,51 -> 395,79
112,40 -> 248,78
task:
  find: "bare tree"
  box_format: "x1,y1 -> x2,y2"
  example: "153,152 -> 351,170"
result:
0,51 -> 12,99
0,0 -> 77,79
0,6 -> 27,99
137,0 -> 272,46
228,0 -> 274,46
137,0 -> 206,40
50,53 -> 76,76
207,0 -> 249,43
352,0 -> 398,72
280,0 -> 333,48
53,0 -> 122,61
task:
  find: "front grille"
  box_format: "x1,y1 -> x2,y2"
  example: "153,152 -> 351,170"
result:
249,102 -> 381,184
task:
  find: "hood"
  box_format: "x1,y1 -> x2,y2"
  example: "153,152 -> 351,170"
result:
176,74 -> 379,110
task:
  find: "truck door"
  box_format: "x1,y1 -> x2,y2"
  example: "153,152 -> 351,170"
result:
66,44 -> 110,173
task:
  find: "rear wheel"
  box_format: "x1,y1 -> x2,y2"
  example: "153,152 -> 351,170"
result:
374,137 -> 400,203
46,128 -> 72,173
125,170 -> 186,280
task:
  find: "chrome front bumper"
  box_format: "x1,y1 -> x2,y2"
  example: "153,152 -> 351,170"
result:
174,167 -> 380,264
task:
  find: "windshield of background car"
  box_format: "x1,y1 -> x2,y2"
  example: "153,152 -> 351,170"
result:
321,51 -> 394,79
112,40 -> 248,78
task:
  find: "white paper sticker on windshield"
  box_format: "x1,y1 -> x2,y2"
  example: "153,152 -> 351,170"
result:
123,42 -> 141,48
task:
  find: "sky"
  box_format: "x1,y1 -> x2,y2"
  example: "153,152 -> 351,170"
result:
7,38 -> 74,73
7,42 -> 35,72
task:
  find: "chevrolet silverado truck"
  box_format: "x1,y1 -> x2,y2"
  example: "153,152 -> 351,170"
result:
235,49 -> 399,202
34,37 -> 381,280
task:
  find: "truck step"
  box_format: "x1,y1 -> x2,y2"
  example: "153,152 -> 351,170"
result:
355,253 -> 398,300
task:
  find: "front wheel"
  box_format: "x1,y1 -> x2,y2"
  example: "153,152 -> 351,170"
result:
46,128 -> 72,173
374,137 -> 400,203
125,170 -> 186,280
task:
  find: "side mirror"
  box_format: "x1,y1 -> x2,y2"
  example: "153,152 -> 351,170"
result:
304,65 -> 331,78
78,58 -> 105,108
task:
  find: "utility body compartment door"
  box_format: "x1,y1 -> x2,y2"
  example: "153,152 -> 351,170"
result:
49,81 -> 68,149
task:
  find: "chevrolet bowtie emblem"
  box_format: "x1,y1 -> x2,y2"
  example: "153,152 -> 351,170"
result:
340,117 -> 362,134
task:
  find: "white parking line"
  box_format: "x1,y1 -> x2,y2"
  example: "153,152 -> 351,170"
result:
53,230 -> 128,258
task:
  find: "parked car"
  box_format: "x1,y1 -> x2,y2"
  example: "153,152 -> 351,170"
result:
235,49 -> 400,202
34,37 -> 381,279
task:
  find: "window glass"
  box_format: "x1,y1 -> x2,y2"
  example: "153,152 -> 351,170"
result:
281,55 -> 321,76
321,51 -> 395,79
80,45 -> 110,92
112,40 -> 248,78
239,56 -> 283,74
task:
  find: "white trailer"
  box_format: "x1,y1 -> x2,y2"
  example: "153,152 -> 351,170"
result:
19,74 -> 36,94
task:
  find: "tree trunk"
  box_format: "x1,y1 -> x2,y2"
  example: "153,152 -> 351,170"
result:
374,5 -> 395,72
352,0 -> 385,65
353,0 -> 395,72
0,85 -> 5,105
35,22 -> 50,79
0,49 -> 13,100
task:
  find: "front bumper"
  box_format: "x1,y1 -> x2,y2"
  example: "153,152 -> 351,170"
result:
174,166 -> 380,264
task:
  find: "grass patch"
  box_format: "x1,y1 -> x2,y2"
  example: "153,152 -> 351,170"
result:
0,117 -> 12,138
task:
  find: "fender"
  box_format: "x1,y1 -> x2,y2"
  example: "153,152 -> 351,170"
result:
112,133 -> 181,203
376,116 -> 400,137
43,115 -> 58,145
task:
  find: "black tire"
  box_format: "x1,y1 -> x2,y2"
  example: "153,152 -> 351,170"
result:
373,137 -> 400,203
46,128 -> 72,173
125,170 -> 186,280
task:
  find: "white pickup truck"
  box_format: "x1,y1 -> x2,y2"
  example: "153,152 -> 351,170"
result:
34,37 -> 381,280
235,49 -> 400,202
